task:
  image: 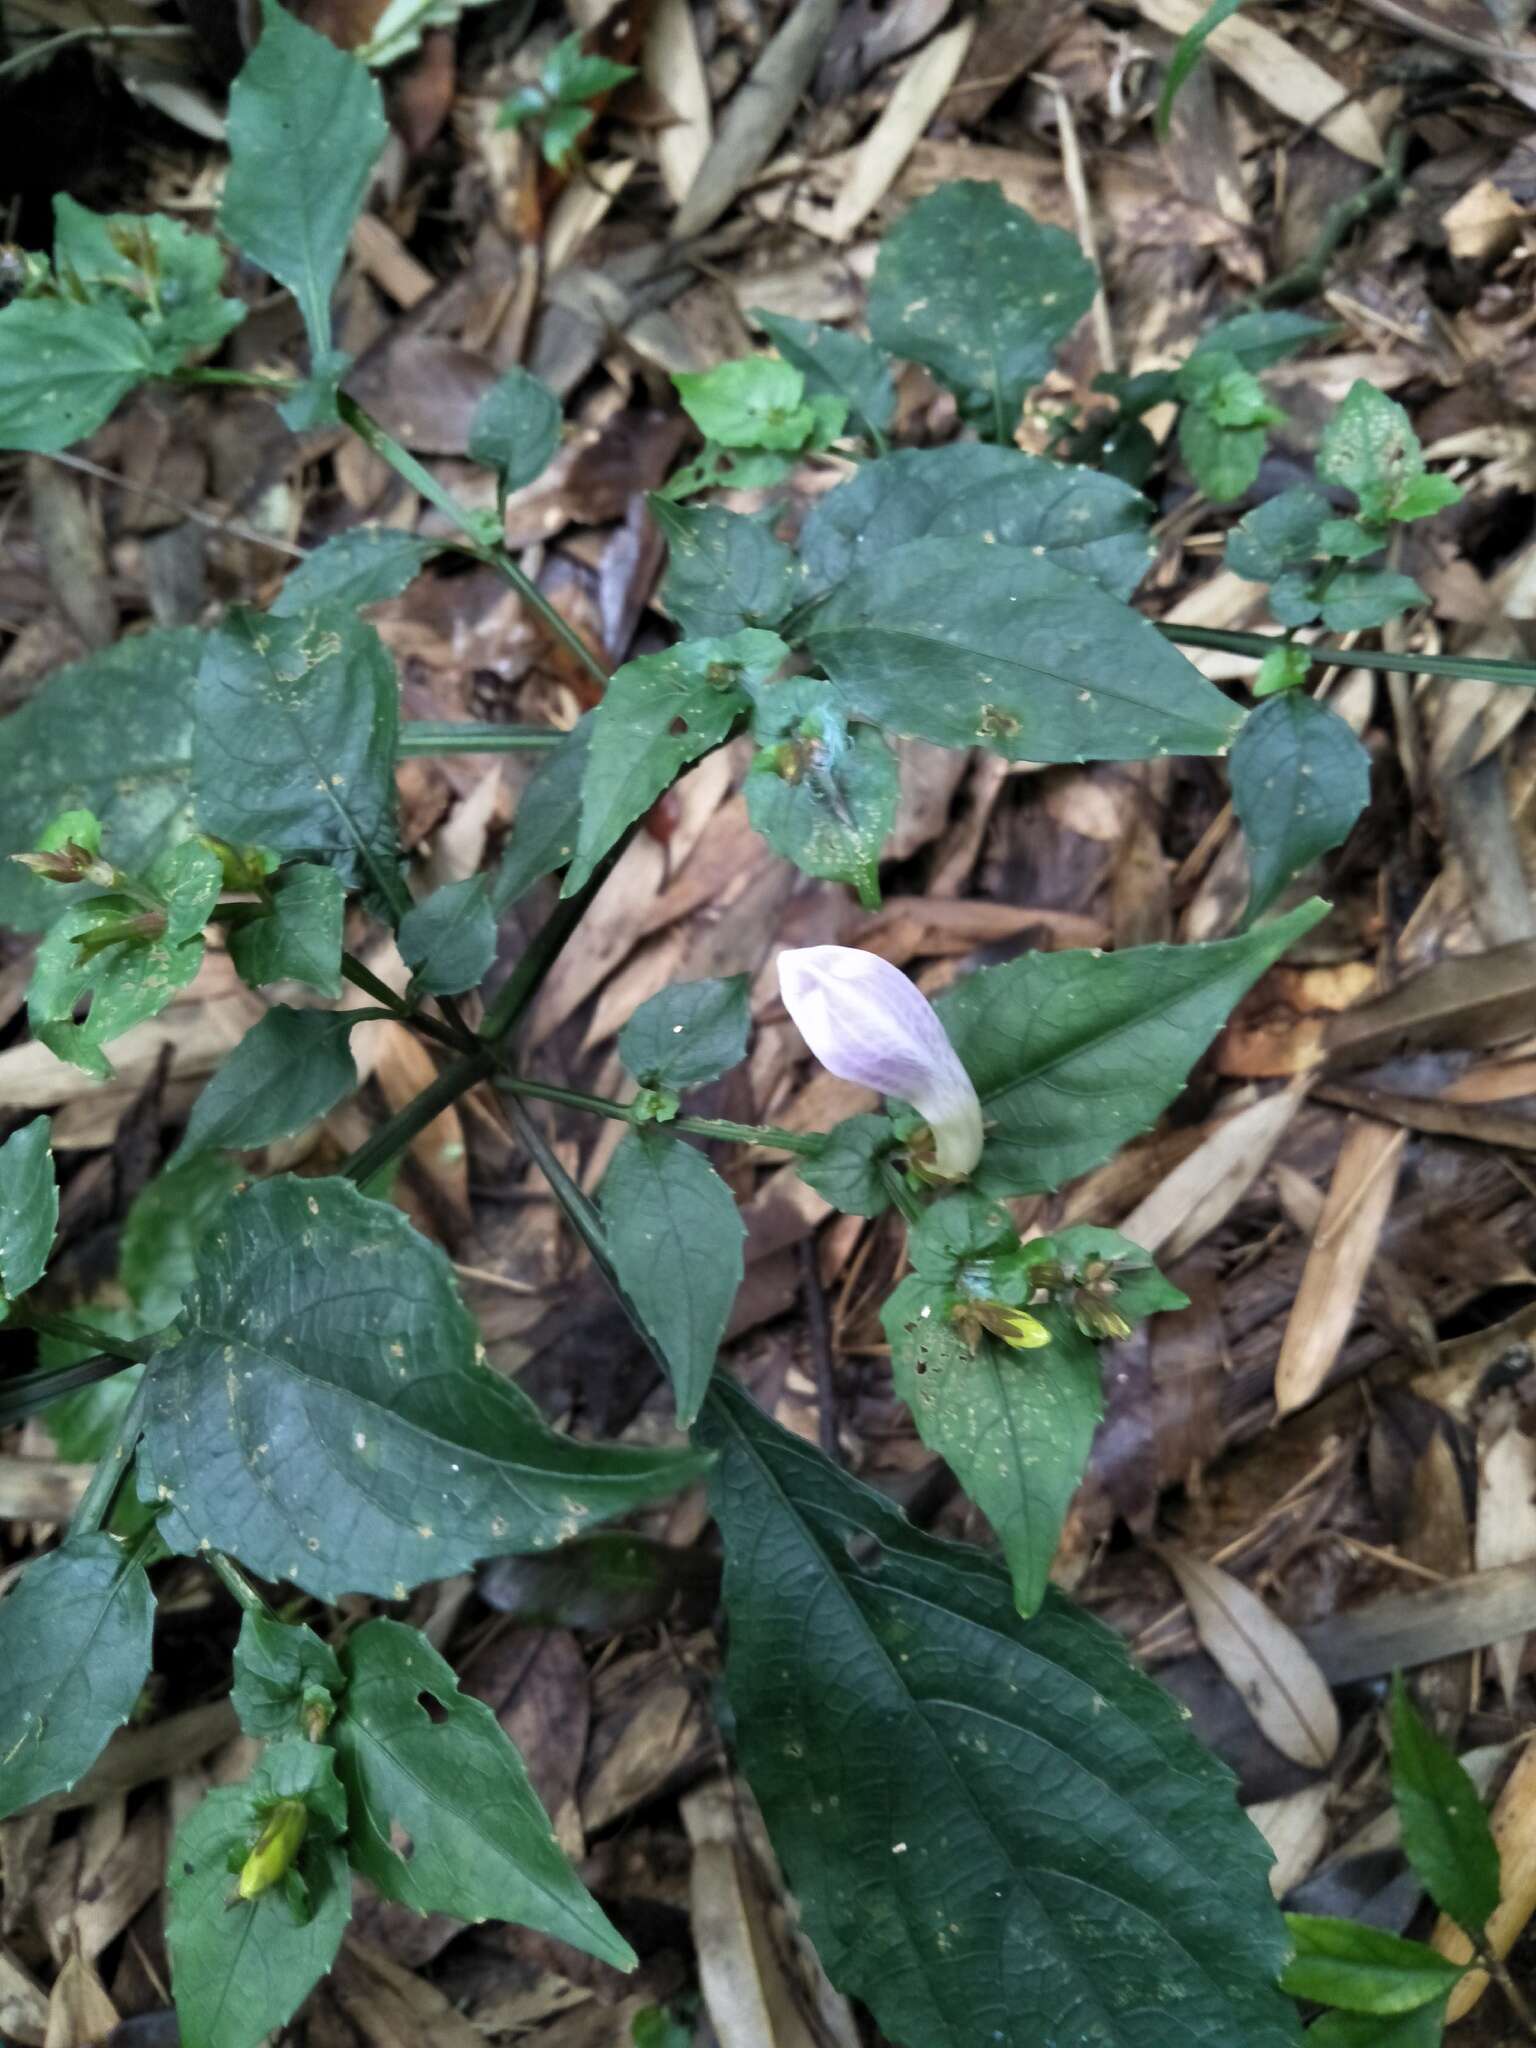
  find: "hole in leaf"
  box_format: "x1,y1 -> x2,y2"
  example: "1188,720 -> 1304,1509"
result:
668,716 -> 689,737
416,1688 -> 449,1726
388,1817 -> 415,1861
71,990 -> 94,1026
844,1530 -> 881,1571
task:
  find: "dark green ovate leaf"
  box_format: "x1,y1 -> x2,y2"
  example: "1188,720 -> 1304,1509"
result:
491,714 -> 591,911
194,605 -> 399,895
228,862 -> 347,997
1279,1916 -> 1466,2014
271,529 -> 436,617
566,630 -> 787,895
51,196 -> 245,370
1307,2005 -> 1448,2048
886,1282 -> 1100,1616
153,840 -> 225,947
935,898 -> 1327,1195
1318,569 -> 1424,633
0,1116 -> 57,1312
752,308 -> 895,440
333,1617 -> 635,1964
0,1535 -> 154,1818
868,182 -> 1096,442
468,366 -> 562,506
1269,570 -> 1323,628
1225,487 -> 1328,583
672,357 -> 816,450
618,976 -> 750,1091
1192,309 -> 1333,372
0,627 -> 200,933
220,0 -> 386,398
803,538 -> 1239,765
796,1113 -> 898,1217
745,679 -> 898,909
602,1129 -> 744,1427
230,1611 -> 345,1740
651,499 -> 798,639
172,1009 -> 359,1164
798,444 -> 1155,603
1230,694 -> 1371,921
139,1176 -> 706,1599
1317,516 -> 1384,562
167,1741 -> 351,2048
28,894 -> 206,1081
0,295 -> 153,454
701,1377 -> 1302,2048
1176,350 -> 1283,432
398,875 -> 496,996
1318,383 -> 1461,526
1388,1674 -> 1501,1938
1179,407 -> 1267,504
120,1156 -> 245,1324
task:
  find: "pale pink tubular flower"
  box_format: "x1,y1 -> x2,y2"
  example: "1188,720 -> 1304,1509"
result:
777,945 -> 984,1179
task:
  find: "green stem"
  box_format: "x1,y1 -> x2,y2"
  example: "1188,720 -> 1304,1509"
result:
1252,126 -> 1408,308
398,722 -> 564,755
0,20 -> 190,81
208,1550 -> 272,1619
0,1352 -> 137,1430
172,366 -> 298,394
881,1160 -> 924,1228
335,395 -> 611,695
67,1378 -> 148,1537
339,953 -> 472,1054
1159,623 -> 1536,688
11,1307 -> 156,1363
340,1048 -> 492,1188
497,1073 -> 820,1154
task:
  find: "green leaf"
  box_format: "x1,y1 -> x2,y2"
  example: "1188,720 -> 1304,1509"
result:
1179,406 -> 1267,503
1317,516 -> 1384,562
0,1116 -> 57,1312
797,444 -> 1155,603
1280,1916 -> 1466,2014
802,537 -> 1239,764
659,444 -> 796,501
0,1535 -> 154,1818
139,1175 -> 707,1598
1256,644 -> 1313,697
0,295 -> 152,454
1226,487 -> 1328,582
745,678 -> 898,909
1156,0 -> 1250,133
619,976 -> 750,1091
935,898 -> 1327,1194
230,1611 -> 345,1740
1318,383 -> 1460,525
221,0 -> 386,396
602,1128 -> 744,1427
1318,569 -> 1424,633
1230,694 -> 1370,921
700,1376 -> 1302,2048
796,1113 -> 897,1217
566,630 -> 787,895
868,181 -> 1096,441
360,0 -> 502,66
1269,570 -> 1323,627
29,891 -> 206,1080
491,714 -> 591,909
652,499 -> 798,639
271,529 -> 436,616
120,1155 -> 245,1323
333,1616 -> 635,1964
541,30 -> 636,106
1177,350 -> 1283,431
0,627 -> 200,933
167,1740 -> 351,2048
51,197 -> 245,369
1307,2005 -> 1448,2048
886,1280 -> 1100,1615
194,605 -> 400,896
752,308 -> 895,440
398,875 -> 496,995
1389,1673 -> 1501,1938
468,366 -> 561,507
673,357 -> 816,451
1012,1224 -> 1190,1330
173,1008 -> 359,1164
228,862 -> 347,997
153,839 -> 225,946
1192,309 -> 1332,372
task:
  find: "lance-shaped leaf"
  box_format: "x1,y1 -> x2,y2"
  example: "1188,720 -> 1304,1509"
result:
1230,694 -> 1370,921
0,1116 -> 57,1314
271,529 -> 437,617
935,898 -> 1327,1194
398,875 -> 497,996
172,1008 -> 361,1164
701,1377 -> 1302,2048
1389,1673 -> 1501,1938
139,1176 -> 707,1599
798,444 -> 1154,603
0,1535 -> 155,1818
491,714 -> 591,910
332,1618 -> 634,1965
802,537 -> 1239,764
1281,1916 -> 1466,2014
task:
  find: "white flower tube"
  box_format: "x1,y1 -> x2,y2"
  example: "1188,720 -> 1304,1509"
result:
777,945 -> 984,1179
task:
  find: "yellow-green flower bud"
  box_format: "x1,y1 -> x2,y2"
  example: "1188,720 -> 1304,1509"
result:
237,1799 -> 308,1901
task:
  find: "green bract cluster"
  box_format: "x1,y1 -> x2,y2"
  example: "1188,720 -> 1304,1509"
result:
0,9 -> 1481,2047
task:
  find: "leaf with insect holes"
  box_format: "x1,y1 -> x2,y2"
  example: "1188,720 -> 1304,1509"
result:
1230,693 -> 1371,921
228,863 -> 347,997
566,630 -> 787,895
173,1009 -> 360,1164
803,538 -> 1239,765
167,1740 -> 351,2048
332,1617 -> 634,1963
0,1536 -> 155,1818
798,444 -> 1155,604
652,499 -> 798,639
1389,1673 -> 1501,1938
752,308 -> 894,441
746,678 -> 899,910
868,181 -> 1096,441
619,976 -> 750,1092
701,1376 -> 1302,2048
1319,383 -> 1462,526
0,1117 -> 56,1315
138,1176 -> 707,1600
602,1128 -> 744,1426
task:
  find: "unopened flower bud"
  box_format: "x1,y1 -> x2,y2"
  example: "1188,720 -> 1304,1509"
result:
970,1300 -> 1051,1350
777,946 -> 983,1179
237,1799 -> 308,1901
